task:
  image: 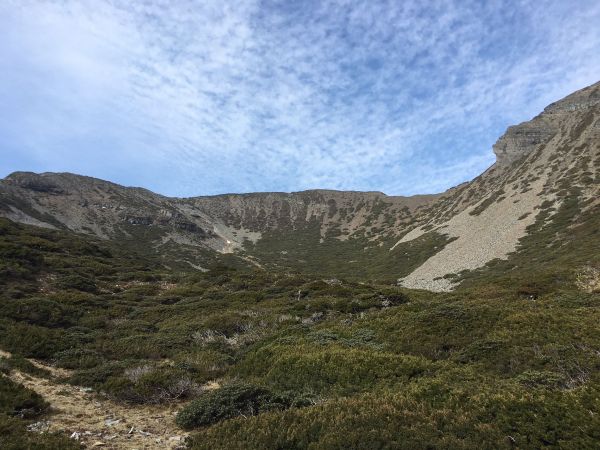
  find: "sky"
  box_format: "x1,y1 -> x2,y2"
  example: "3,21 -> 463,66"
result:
1,0 -> 599,197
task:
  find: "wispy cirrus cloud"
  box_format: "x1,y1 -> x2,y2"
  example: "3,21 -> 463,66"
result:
1,0 -> 599,196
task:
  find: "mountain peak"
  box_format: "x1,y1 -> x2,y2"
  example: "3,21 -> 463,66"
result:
492,81 -> 600,166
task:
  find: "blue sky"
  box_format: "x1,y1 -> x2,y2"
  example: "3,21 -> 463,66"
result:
1,0 -> 599,197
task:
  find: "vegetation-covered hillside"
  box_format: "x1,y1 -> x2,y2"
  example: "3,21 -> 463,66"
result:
1,217 -> 599,449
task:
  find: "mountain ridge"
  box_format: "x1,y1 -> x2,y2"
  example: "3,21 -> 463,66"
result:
1,80 -> 598,289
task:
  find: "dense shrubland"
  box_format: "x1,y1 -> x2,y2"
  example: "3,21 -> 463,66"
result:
0,217 -> 599,448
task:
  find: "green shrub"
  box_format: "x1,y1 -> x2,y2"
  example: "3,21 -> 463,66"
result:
202,313 -> 250,337
308,328 -> 383,349
0,355 -> 51,378
0,322 -> 71,359
57,274 -> 97,293
176,382 -> 295,429
0,298 -> 72,327
238,344 -> 433,394
102,365 -> 201,404
0,377 -> 49,418
68,361 -> 130,387
516,370 -> 567,389
175,350 -> 233,383
53,348 -> 105,370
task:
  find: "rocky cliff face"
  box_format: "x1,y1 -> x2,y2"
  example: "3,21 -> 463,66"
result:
492,118 -> 556,166
1,81 -> 598,286
493,82 -> 600,166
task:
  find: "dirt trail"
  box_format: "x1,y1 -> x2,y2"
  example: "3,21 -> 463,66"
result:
2,351 -> 187,449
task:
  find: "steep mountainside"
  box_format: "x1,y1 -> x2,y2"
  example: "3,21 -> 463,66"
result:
1,81 -> 598,287
396,81 -> 600,290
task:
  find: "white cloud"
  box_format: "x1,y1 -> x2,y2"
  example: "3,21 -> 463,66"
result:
1,0 -> 599,196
